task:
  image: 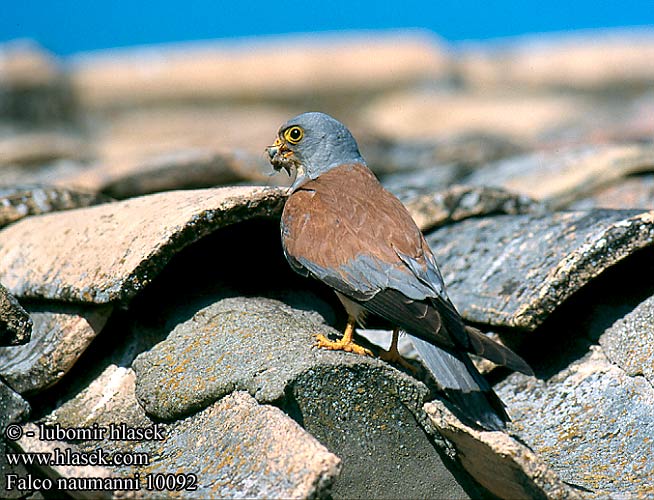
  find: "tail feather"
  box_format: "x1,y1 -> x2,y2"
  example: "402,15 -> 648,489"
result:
465,326 -> 534,376
411,336 -> 509,431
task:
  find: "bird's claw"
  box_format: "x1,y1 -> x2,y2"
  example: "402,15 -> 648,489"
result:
314,334 -> 373,357
379,347 -> 418,374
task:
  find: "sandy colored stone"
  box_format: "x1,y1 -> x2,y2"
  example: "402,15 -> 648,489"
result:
0,186 -> 286,303
0,40 -> 76,124
570,175 -> 654,211
497,347 -> 654,496
59,147 -> 273,198
71,31 -> 448,108
0,283 -> 31,346
0,303 -> 112,394
463,144 -> 654,209
0,186 -> 108,227
427,209 -> 654,330
459,29 -> 654,89
424,400 -> 580,500
0,132 -> 89,166
363,89 -> 588,141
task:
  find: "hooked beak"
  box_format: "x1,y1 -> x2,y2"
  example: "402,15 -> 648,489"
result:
266,137 -> 292,175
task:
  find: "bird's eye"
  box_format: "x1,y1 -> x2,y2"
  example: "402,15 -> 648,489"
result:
284,126 -> 304,144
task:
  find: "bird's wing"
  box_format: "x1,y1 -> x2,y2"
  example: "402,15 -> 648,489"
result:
282,163 -> 532,375
282,163 -> 469,350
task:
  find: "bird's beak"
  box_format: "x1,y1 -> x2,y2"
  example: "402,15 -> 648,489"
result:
266,137 -> 292,175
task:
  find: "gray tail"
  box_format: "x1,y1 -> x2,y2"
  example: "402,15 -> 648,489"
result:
412,336 -> 509,431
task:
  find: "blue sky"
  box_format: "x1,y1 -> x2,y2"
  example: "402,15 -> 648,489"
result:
1,1 -> 653,55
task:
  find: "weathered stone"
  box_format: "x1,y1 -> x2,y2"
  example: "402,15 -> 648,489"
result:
0,159 -> 89,187
0,303 -> 112,394
71,31 -> 448,107
58,148 -> 273,199
600,294 -> 654,386
0,379 -> 29,428
132,295 -> 482,498
382,164 -> 465,202
458,29 -> 654,90
426,209 -> 654,331
0,186 -> 108,227
0,382 -> 32,500
496,347 -> 654,496
0,40 -> 76,123
0,283 -> 31,346
43,381 -> 342,499
424,400 -> 581,500
570,175 -> 654,211
0,132 -> 89,166
0,186 -> 285,303
463,144 -> 654,209
133,296 -> 419,420
402,184 -> 541,232
363,90 -> 588,141
364,133 -> 523,176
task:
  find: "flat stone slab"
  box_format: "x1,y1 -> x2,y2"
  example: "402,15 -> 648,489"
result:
365,132 -> 523,176
0,283 -> 31,346
132,296 -> 424,421
0,303 -> 112,394
58,148 -> 274,199
402,184 -> 541,232
570,175 -> 654,211
0,186 -> 285,303
22,389 -> 341,499
71,32 -> 447,107
496,346 -> 654,496
600,294 -> 654,387
426,209 -> 654,331
424,400 -> 580,500
133,295 -> 479,498
0,186 -> 108,228
463,144 -> 654,209
363,90 -> 588,141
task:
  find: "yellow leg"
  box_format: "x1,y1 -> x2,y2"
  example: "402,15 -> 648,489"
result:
379,328 -> 417,372
315,315 -> 372,356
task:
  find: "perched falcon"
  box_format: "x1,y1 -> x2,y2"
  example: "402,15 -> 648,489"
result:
267,112 -> 532,431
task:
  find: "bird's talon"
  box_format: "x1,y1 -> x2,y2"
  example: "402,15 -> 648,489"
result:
314,333 -> 372,357
379,347 -> 418,374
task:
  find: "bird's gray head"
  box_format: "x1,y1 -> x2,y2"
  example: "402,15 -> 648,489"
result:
267,112 -> 365,190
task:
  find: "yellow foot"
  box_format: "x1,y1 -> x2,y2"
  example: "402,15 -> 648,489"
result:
379,347 -> 418,373
314,334 -> 373,357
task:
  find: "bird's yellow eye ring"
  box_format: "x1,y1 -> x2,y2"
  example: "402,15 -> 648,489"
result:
284,126 -> 304,144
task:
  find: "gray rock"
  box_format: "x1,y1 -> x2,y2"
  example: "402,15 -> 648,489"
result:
0,186 -> 285,303
600,294 -> 654,386
0,380 -> 30,499
364,133 -> 523,176
402,184 -> 542,232
0,303 -> 112,394
133,295 -> 481,499
424,400 -> 581,500
41,373 -> 341,499
0,283 -> 31,346
426,209 -> 654,330
60,148 -> 273,199
382,164 -> 464,202
0,186 -> 108,228
0,379 -> 29,429
496,347 -> 654,496
132,296 -> 419,421
569,174 -> 654,211
463,144 -> 654,209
